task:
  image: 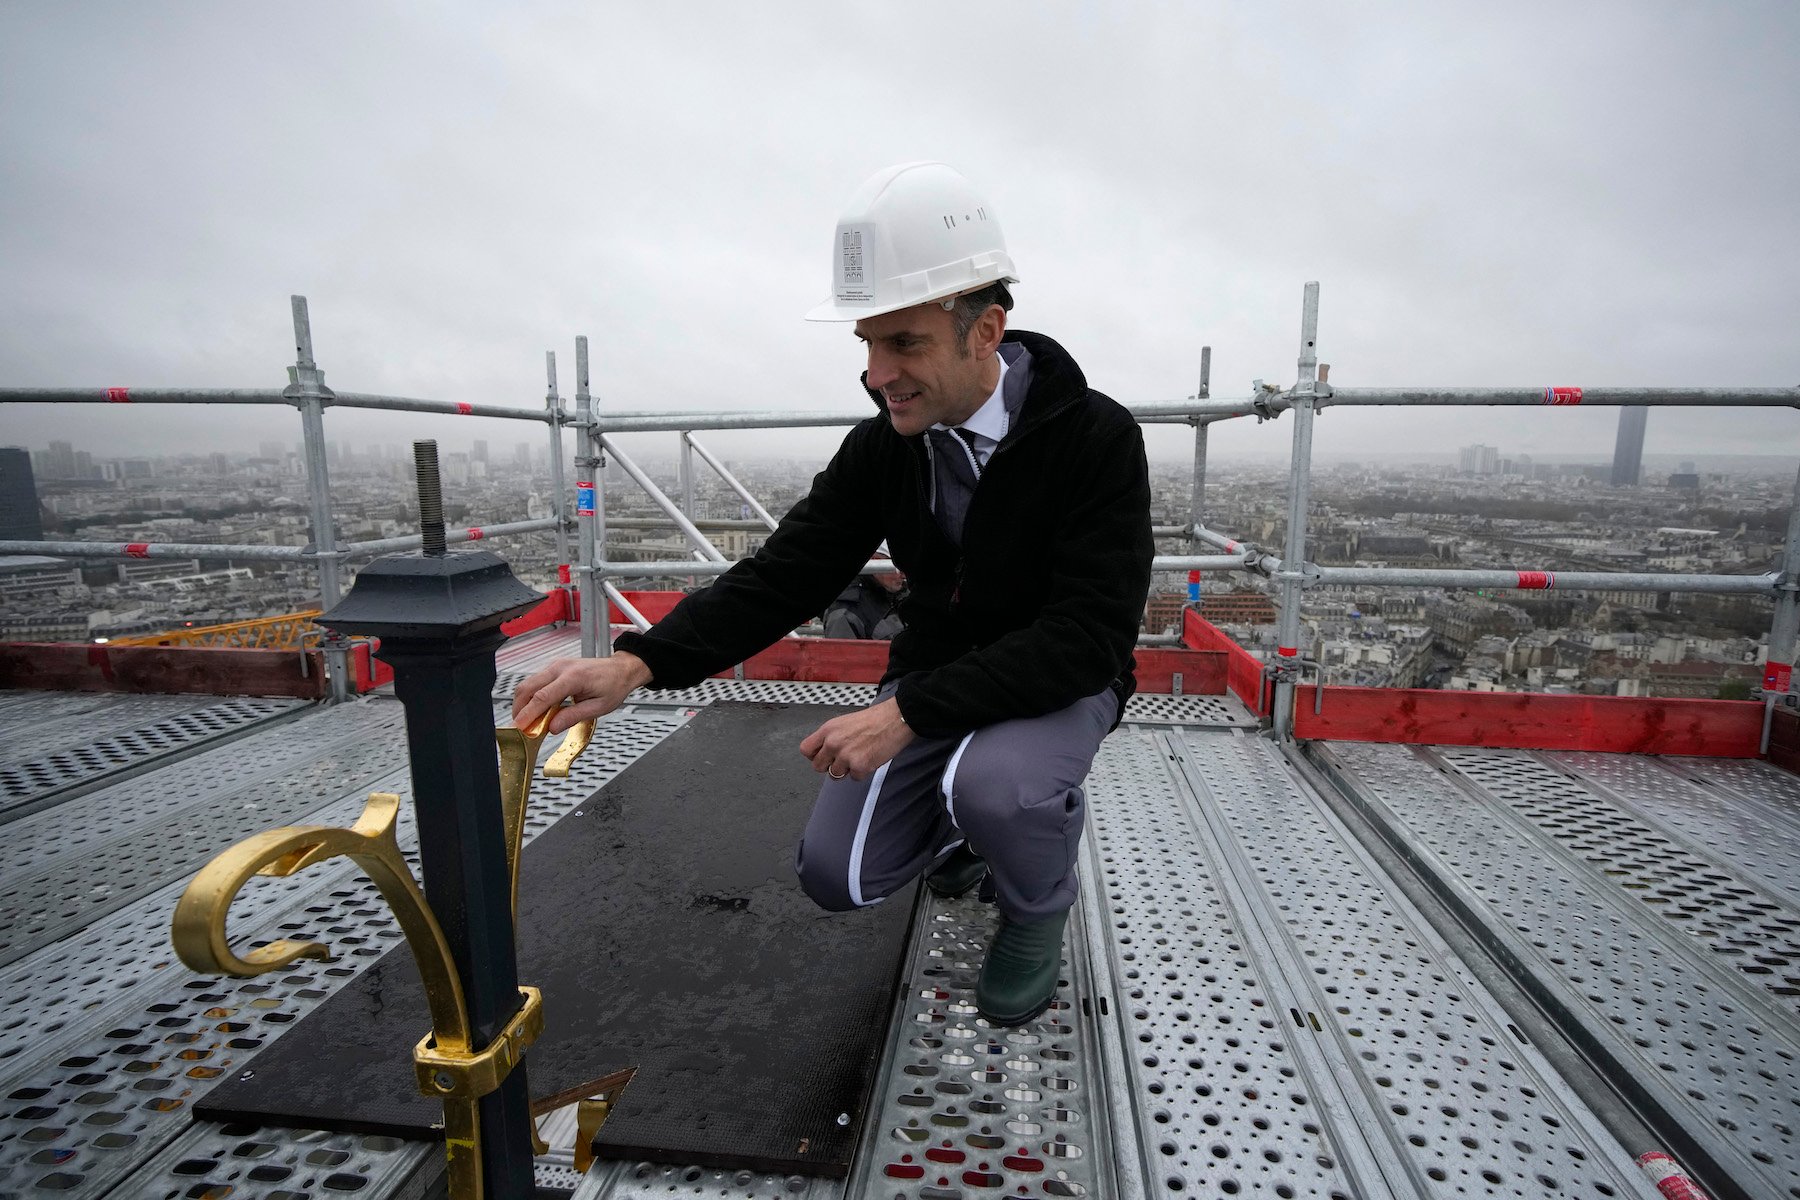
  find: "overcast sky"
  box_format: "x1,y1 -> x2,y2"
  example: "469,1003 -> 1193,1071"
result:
2,2 -> 1796,472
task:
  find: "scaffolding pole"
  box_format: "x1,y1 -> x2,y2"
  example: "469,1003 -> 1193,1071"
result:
575,337 -> 606,658
1272,283 -> 1322,740
545,351 -> 570,574
286,296 -> 350,703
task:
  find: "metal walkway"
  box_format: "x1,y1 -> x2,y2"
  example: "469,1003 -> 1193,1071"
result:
0,624 -> 1792,1198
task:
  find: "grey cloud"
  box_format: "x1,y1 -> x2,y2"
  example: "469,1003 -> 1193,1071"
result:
1,1 -> 1793,467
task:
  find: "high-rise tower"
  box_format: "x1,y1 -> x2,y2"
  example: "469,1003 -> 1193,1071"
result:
1611,407 -> 1648,487
0,448 -> 44,540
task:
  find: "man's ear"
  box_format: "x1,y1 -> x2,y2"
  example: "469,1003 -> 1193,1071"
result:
971,304 -> 1007,360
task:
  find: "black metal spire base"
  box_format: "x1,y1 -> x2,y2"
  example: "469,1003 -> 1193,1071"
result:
318,441 -> 546,1198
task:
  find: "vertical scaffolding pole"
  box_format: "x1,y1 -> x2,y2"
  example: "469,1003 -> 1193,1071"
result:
286,296 -> 350,702
1762,463 -> 1800,751
574,336 -> 610,657
1188,347 -> 1212,554
679,432 -> 696,516
1272,283 -> 1321,739
544,351 -> 570,575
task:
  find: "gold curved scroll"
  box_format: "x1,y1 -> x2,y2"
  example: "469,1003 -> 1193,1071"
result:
171,790 -> 472,1053
494,712 -> 595,915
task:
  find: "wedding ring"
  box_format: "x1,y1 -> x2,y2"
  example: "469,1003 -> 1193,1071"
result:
828,767 -> 848,780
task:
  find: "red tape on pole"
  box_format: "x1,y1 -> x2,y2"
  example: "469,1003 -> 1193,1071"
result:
467,527 -> 484,540
1277,646 -> 1298,657
106,387 -> 131,403
1515,570 -> 1554,590
1542,386 -> 1583,405
1636,1152 -> 1713,1200
124,543 -> 151,558
456,402 -> 473,415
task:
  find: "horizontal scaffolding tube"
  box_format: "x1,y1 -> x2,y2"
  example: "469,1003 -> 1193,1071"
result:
341,518 -> 560,559
607,516 -> 773,531
1190,525 -> 1253,554
11,386 -> 1792,422
0,388 -> 292,406
596,411 -> 864,433
1312,566 -> 1779,595
1132,385 -> 1800,422
1,518 -> 560,565
598,554 -> 1252,580
0,538 -> 304,561
327,392 -> 552,422
1324,385 -> 1800,409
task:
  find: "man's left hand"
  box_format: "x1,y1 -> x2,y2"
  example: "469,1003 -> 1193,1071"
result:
799,697 -> 915,782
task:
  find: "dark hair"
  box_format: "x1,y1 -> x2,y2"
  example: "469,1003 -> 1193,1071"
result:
949,280 -> 1014,354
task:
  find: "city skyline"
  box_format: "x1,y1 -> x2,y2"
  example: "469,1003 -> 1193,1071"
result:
2,6 -> 1796,466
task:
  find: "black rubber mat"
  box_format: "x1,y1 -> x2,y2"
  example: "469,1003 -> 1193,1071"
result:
199,702 -> 919,1177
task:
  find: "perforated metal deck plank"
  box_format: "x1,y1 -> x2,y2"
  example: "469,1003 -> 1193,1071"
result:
0,694 -> 304,823
0,697 -> 411,970
1548,750 -> 1800,910
1317,741 -> 1800,1200
0,691 -> 213,760
0,708 -> 689,1200
118,1119 -> 438,1200
1105,727 -> 1658,1199
1437,746 -> 1800,1022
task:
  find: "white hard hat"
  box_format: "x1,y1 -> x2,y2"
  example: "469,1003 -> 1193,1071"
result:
805,161 -> 1019,322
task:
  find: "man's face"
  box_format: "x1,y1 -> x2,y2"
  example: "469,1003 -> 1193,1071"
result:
854,301 -> 994,438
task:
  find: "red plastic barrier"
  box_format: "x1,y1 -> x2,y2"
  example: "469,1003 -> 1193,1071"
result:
725,637 -> 891,684
1768,706 -> 1799,774
1132,647 -> 1227,695
608,590 -> 685,625
1182,610 -> 1270,715
501,589 -> 571,638
350,640 -> 394,693
0,642 -> 327,699
1293,685 -> 1764,757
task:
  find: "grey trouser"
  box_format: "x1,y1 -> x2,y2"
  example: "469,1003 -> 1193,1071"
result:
793,685 -> 1119,923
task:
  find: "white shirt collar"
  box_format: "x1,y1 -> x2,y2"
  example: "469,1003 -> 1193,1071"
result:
933,351 -> 1010,444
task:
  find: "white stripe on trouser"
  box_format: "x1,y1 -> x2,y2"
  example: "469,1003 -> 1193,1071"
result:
846,760 -> 893,907
940,732 -> 977,825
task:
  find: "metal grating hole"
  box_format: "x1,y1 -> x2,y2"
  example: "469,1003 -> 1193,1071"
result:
854,896 -> 1100,1200
1084,731 -> 1353,1198
126,1120 -> 429,1197
0,693 -> 214,762
571,1159 -> 841,1199
1331,741 -> 1800,1198
1445,748 -> 1800,1013
0,701 -> 413,971
0,708 -> 688,1198
1553,751 -> 1800,910
1121,693 -> 1257,726
0,697 -> 300,811
1179,730 -> 1652,1197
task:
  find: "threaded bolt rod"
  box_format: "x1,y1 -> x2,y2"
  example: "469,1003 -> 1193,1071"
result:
414,440 -> 447,557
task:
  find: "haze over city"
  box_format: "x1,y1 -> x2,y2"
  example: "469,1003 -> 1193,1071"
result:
2,3 -> 1796,470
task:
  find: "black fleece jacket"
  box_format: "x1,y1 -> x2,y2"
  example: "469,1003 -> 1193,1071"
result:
613,329 -> 1154,739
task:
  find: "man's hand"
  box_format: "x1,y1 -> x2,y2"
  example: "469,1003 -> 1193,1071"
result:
512,651 -> 653,734
799,697 -> 915,782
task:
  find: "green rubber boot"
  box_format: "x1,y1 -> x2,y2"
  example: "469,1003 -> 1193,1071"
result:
975,908 -> 1069,1027
926,842 -> 988,899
